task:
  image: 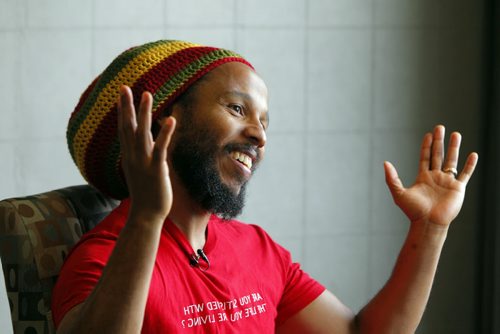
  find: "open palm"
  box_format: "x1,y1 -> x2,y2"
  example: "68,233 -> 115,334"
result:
385,126 -> 478,226
118,85 -> 176,221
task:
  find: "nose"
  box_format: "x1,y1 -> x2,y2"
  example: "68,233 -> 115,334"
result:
243,120 -> 267,148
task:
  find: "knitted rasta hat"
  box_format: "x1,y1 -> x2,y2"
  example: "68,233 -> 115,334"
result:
67,40 -> 253,200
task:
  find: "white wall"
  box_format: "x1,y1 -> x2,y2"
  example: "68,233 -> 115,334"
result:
0,0 -> 483,332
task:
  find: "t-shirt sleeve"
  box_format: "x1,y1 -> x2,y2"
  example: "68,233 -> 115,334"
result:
51,234 -> 116,329
275,245 -> 326,326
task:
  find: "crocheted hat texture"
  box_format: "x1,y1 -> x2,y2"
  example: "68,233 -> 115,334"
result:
67,40 -> 253,199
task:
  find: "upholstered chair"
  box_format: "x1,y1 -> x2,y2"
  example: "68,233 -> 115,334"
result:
0,185 -> 119,334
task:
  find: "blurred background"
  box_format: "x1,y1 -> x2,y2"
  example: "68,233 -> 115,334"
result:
0,0 -> 498,333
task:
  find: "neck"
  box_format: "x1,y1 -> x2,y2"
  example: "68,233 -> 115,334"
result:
168,172 -> 211,251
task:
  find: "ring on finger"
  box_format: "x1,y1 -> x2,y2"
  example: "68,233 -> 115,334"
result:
442,167 -> 458,178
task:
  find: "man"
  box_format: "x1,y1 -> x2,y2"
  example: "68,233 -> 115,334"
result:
52,40 -> 478,333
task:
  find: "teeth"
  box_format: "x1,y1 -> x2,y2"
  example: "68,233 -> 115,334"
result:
231,151 -> 252,170
244,155 -> 251,168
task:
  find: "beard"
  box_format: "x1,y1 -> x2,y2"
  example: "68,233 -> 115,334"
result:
170,124 -> 250,220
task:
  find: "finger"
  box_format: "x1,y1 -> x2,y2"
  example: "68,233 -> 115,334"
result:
384,161 -> 405,200
153,116 -> 177,164
443,132 -> 461,170
118,85 -> 137,147
457,152 -> 478,184
136,91 -> 153,149
418,133 -> 432,172
430,125 -> 445,170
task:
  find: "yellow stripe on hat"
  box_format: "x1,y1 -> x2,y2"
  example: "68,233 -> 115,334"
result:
72,41 -> 199,172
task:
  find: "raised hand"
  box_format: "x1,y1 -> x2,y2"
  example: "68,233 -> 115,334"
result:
117,85 -> 176,222
384,125 -> 478,226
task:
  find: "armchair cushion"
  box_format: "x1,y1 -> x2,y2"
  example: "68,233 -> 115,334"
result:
0,185 -> 119,334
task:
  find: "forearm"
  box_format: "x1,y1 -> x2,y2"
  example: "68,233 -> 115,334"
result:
356,220 -> 448,333
63,213 -> 164,334
56,86 -> 178,333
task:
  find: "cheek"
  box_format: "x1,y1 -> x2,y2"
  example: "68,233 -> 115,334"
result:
193,107 -> 242,147
211,115 -> 240,141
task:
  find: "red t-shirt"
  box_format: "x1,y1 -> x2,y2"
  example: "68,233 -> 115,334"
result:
52,200 -> 325,333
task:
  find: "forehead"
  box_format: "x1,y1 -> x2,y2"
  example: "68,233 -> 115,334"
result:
196,62 -> 269,109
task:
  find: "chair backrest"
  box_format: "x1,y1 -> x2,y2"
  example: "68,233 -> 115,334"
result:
0,185 -> 119,334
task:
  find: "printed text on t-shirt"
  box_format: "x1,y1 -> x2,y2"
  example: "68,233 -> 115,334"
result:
181,292 -> 267,328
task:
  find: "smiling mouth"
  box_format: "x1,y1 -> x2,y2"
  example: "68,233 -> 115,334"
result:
230,151 -> 253,170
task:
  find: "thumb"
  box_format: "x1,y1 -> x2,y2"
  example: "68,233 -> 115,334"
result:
384,161 -> 405,199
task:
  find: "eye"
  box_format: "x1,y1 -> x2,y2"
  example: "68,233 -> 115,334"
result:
228,104 -> 244,115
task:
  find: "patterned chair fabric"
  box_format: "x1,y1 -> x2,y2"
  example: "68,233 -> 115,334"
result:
0,185 -> 119,334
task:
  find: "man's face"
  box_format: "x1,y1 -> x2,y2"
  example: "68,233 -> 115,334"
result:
169,62 -> 269,219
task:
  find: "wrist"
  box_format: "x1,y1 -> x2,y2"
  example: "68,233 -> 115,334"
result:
127,207 -> 167,229
409,219 -> 449,245
128,196 -> 170,220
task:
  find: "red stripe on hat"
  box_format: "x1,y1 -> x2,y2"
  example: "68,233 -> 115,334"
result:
129,46 -> 219,115
154,57 -> 253,119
